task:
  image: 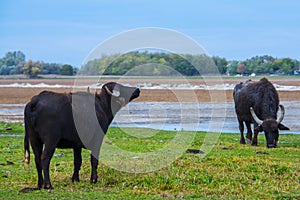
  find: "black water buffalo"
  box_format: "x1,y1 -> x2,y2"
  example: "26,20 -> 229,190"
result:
233,78 -> 289,148
24,82 -> 140,189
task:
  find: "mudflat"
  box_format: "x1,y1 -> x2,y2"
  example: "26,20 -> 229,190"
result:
0,77 -> 299,103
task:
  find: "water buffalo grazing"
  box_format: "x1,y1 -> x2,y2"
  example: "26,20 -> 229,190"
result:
24,82 -> 140,189
233,78 -> 289,148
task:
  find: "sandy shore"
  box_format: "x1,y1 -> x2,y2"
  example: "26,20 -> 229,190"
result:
0,77 -> 299,103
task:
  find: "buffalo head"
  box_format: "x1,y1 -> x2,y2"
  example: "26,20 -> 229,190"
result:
250,105 -> 289,148
100,82 -> 140,114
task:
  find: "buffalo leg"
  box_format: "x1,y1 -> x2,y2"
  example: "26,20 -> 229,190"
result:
90,154 -> 98,183
72,148 -> 82,182
41,145 -> 56,189
251,129 -> 259,146
245,121 -> 253,144
31,140 -> 43,189
238,119 -> 246,144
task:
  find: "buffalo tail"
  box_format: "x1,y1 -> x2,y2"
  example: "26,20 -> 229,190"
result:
24,103 -> 31,164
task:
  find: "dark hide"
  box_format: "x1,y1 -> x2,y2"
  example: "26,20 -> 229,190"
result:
233,78 -> 289,148
24,82 -> 140,189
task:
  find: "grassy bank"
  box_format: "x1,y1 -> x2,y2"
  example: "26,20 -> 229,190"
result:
0,125 -> 299,199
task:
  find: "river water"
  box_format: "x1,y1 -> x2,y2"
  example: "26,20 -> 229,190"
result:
1,101 -> 299,134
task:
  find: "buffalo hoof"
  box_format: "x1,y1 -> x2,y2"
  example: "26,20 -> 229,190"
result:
72,175 -> 80,182
43,183 -> 53,190
90,179 -> 97,184
72,178 -> 80,182
251,141 -> 258,146
90,174 -> 98,184
240,138 -> 246,144
246,138 -> 251,144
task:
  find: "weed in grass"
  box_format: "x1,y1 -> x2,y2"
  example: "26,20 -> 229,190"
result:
0,122 -> 24,134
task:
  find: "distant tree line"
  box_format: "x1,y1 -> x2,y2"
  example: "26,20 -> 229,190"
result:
80,52 -> 300,76
0,51 -> 77,77
227,55 -> 300,76
1,51 -> 299,77
80,52 -> 226,76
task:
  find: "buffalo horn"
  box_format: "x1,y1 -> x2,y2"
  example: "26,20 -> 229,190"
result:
250,107 -> 263,125
276,105 -> 285,124
105,86 -> 120,97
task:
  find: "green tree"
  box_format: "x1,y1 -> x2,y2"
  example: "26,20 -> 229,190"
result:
227,61 -> 239,75
23,59 -> 42,78
0,51 -> 26,75
212,56 -> 228,74
40,63 -> 61,74
60,64 -> 74,75
10,62 -> 25,74
272,58 -> 299,75
0,65 -> 10,75
79,52 -> 300,76
243,55 -> 275,75
2,51 -> 25,66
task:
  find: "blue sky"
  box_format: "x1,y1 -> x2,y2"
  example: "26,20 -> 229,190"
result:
0,0 -> 299,67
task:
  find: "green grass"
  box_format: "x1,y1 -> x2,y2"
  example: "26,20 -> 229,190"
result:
0,122 -> 24,135
0,124 -> 299,199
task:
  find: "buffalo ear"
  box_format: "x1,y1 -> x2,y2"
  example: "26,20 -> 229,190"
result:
254,125 -> 263,132
278,123 -> 290,130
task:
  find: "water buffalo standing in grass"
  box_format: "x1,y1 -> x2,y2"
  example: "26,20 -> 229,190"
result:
233,78 -> 289,148
24,82 -> 140,189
